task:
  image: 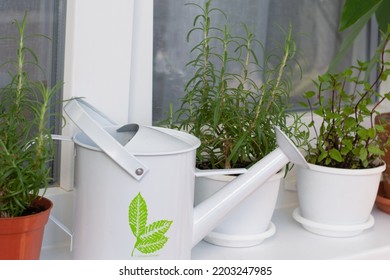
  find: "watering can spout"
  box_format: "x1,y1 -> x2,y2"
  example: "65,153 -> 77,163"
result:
192,127 -> 308,247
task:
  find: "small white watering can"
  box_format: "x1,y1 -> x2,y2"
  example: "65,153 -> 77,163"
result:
58,99 -> 308,259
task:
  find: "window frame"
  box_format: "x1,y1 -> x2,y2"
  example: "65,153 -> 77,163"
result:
60,0 -> 140,190
59,0 -> 390,191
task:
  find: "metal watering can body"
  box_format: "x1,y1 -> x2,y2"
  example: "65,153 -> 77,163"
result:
62,99 -> 307,259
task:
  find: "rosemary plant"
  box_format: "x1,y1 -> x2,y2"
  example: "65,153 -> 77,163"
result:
0,13 -> 62,217
303,31 -> 390,169
165,0 -> 307,170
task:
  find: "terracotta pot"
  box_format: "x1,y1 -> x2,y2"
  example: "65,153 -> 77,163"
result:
0,196 -> 53,260
375,113 -> 390,198
382,174 -> 390,198
376,182 -> 390,214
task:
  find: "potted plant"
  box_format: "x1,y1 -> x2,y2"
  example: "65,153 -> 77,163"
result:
0,13 -> 61,259
375,98 -> 390,214
295,31 -> 390,237
163,0 -> 307,247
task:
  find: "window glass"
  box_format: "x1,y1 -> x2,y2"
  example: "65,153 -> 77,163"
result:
152,0 -> 371,123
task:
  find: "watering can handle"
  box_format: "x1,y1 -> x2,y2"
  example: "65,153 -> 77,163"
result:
64,99 -> 149,181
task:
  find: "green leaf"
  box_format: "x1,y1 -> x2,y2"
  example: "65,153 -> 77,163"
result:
375,124 -> 386,133
368,144 -> 385,156
318,151 -> 328,162
329,1 -> 381,72
375,0 -> 390,32
343,139 -> 353,150
136,234 -> 169,255
228,133 -> 248,163
359,148 -> 368,162
357,128 -> 369,140
340,146 -> 350,156
339,0 -> 381,31
304,91 -> 316,99
343,107 -> 354,116
341,139 -> 353,155
329,149 -> 343,162
136,220 -> 173,255
314,108 -> 324,117
318,73 -> 331,83
298,101 -> 309,108
368,127 -> 376,139
141,220 -> 173,240
344,117 -> 356,129
129,193 -> 174,256
129,193 -> 148,238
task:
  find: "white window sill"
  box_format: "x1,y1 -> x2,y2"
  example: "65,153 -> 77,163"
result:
192,206 -> 390,260
40,184 -> 390,260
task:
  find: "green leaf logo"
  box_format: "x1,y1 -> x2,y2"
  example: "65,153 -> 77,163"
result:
129,193 -> 173,257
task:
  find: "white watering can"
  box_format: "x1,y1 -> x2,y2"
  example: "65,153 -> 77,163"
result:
58,99 -> 308,259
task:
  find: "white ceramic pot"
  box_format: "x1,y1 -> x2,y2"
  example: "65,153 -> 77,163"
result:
194,172 -> 282,247
294,163 -> 385,237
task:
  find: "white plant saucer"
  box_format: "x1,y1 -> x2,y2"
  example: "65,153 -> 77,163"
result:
292,207 -> 375,237
203,222 -> 276,248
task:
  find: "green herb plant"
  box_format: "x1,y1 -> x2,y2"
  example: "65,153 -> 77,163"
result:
165,0 -> 307,170
129,193 -> 173,256
0,13 -> 63,217
303,31 -> 390,169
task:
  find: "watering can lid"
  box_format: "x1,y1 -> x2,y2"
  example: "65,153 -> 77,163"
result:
117,124 -> 199,154
64,98 -> 199,180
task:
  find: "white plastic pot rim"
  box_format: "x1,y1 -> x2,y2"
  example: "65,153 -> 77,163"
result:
305,162 -> 386,176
